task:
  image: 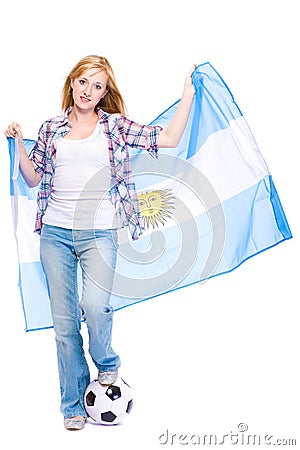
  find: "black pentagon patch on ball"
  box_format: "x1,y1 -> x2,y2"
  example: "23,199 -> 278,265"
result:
101,411 -> 117,423
126,399 -> 133,414
85,390 -> 96,407
105,385 -> 121,401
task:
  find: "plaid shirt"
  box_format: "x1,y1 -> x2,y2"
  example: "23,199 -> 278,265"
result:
30,107 -> 162,240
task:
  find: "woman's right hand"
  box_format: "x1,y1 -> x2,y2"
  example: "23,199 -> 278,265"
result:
4,122 -> 23,141
4,122 -> 41,187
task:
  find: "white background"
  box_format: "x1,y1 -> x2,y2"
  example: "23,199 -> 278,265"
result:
0,0 -> 299,448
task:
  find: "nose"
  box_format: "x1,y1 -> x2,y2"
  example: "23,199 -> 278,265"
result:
84,84 -> 92,97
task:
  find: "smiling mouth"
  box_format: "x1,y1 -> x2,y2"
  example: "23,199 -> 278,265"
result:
80,96 -> 91,103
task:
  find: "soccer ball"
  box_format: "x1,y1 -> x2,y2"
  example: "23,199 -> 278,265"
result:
84,377 -> 133,425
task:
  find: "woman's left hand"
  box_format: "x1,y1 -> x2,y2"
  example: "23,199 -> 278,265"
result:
183,64 -> 197,93
157,64 -> 197,148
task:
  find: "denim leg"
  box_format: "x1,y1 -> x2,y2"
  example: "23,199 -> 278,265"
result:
74,229 -> 121,372
40,225 -> 90,419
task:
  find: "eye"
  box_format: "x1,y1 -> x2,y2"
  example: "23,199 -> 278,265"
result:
79,79 -> 86,85
94,84 -> 102,90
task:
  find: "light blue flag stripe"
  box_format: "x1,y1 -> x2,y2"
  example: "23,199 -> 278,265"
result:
10,138 -> 37,199
8,62 -> 292,331
109,175 -> 290,311
18,262 -> 52,331
146,62 -> 242,162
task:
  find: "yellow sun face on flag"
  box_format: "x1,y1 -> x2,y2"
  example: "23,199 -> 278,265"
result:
137,188 -> 175,229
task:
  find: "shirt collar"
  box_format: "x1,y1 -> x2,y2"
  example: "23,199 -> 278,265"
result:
97,108 -> 111,123
64,106 -> 73,126
64,106 -> 110,125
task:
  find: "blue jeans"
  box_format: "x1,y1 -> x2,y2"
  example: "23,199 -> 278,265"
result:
40,224 -> 121,419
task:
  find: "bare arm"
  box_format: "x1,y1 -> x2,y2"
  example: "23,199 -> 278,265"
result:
157,65 -> 196,148
4,122 -> 42,187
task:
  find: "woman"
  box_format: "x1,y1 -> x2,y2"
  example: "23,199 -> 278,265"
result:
5,55 -> 195,430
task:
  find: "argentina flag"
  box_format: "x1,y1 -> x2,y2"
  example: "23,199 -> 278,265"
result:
8,62 -> 292,331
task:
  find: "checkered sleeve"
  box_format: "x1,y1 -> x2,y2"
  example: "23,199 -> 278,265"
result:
121,116 -> 162,158
29,123 -> 47,176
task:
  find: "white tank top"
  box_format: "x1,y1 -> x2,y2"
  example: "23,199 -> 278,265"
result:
43,123 -> 116,230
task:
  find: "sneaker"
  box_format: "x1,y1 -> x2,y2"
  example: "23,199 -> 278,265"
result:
64,416 -> 86,431
98,369 -> 118,386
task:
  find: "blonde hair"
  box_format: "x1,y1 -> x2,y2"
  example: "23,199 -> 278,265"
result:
61,55 -> 126,115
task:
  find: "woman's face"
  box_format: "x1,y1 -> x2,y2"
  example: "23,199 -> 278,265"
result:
71,68 -> 108,111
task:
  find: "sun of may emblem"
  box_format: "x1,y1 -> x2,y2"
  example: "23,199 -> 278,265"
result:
137,188 -> 176,229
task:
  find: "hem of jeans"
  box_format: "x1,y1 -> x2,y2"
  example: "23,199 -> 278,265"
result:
64,414 -> 87,420
97,362 -> 121,372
